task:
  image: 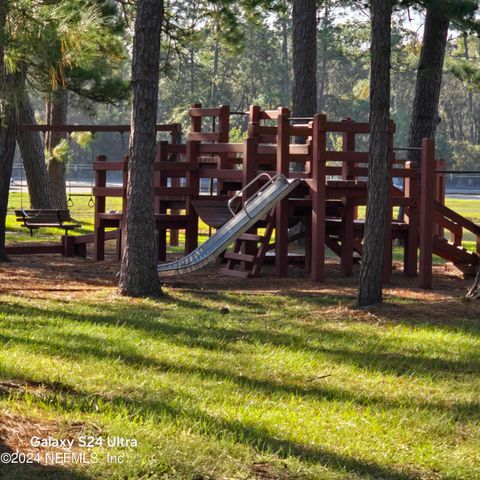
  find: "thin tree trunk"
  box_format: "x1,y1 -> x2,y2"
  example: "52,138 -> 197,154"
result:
357,0 -> 392,307
407,8 -> 449,162
210,23 -> 220,106
463,33 -> 475,144
189,48 -> 195,100
280,12 -> 290,106
119,0 -> 163,297
0,0 -> 18,261
317,1 -> 330,112
445,103 -> 456,140
397,7 -> 449,223
46,88 -> 68,209
292,0 -> 317,118
17,85 -> 53,209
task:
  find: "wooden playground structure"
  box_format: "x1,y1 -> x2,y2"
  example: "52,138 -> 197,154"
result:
10,104 -> 480,289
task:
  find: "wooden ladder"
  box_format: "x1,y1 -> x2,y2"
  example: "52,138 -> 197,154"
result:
220,210 -> 276,278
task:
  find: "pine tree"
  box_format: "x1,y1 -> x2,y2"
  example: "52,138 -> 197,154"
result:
357,0 -> 393,307
0,0 -> 18,261
118,0 -> 163,297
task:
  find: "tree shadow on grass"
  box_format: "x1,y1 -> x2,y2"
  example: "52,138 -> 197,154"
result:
0,375 -> 430,480
1,298 -> 479,382
0,437 -> 90,480
1,327 -> 478,423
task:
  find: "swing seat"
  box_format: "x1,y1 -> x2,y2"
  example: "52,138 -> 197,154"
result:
15,209 -> 81,236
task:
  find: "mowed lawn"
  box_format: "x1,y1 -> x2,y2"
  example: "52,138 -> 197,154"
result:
1,193 -> 479,479
0,263 -> 479,480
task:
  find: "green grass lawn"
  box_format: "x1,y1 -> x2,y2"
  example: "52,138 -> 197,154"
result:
2,192 -> 479,479
0,283 -> 479,479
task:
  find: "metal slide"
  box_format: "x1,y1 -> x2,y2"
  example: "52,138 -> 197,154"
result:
157,174 -> 302,277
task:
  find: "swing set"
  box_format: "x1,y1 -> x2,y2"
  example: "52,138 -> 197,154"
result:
9,122 -> 182,256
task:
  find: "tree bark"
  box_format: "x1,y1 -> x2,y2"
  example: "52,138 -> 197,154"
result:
46,88 -> 68,209
357,0 -> 392,307
407,8 -> 449,162
17,86 -> 54,209
210,22 -> 220,106
292,0 -> 317,118
280,12 -> 290,107
317,1 -> 330,112
467,268 -> 480,299
119,0 -> 163,297
0,0 -> 18,261
463,33 -> 475,144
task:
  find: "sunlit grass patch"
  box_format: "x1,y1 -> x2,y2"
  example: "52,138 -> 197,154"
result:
0,284 -> 479,479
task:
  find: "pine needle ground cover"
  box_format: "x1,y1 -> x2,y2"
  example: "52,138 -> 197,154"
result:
0,257 -> 478,480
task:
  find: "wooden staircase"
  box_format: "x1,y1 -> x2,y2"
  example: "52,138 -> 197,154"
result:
430,201 -> 480,276
221,210 -> 276,278
433,237 -> 479,275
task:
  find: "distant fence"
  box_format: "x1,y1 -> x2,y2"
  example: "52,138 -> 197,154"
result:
445,173 -> 480,193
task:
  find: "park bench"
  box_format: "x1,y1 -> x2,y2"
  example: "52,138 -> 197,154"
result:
15,209 -> 80,236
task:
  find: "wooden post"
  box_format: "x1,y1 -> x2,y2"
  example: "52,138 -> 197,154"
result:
341,119 -> 356,181
119,154 -> 129,261
419,138 -> 435,289
382,121 -> 395,283
248,105 -> 261,141
169,130 -> 180,247
157,142 -> 167,261
93,155 -> 107,261
242,138 -> 258,266
190,103 -> 202,134
311,114 -> 327,282
62,235 -> 75,257
404,161 -> 419,276
340,120 -> 355,276
434,159 -> 446,238
275,108 -> 290,277
217,105 -> 230,193
218,105 -> 230,143
186,140 -> 199,253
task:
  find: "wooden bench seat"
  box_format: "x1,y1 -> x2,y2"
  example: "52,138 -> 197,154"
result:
15,209 -> 80,236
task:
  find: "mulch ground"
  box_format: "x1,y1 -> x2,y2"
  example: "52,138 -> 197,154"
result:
0,249 -> 477,320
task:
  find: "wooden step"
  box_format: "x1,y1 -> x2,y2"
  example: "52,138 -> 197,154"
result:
433,237 -> 478,264
223,251 -> 256,263
238,233 -> 265,242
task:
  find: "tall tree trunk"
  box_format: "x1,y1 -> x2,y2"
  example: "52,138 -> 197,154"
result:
463,33 -> 475,144
397,7 -> 449,223
292,0 -> 317,118
46,88 -> 68,209
407,8 -> 449,162
0,0 -> 18,261
280,12 -> 290,107
17,84 -> 54,209
357,0 -> 392,307
317,1 -> 330,112
210,23 -> 220,106
189,48 -> 195,100
445,103 -> 456,140
119,0 -> 163,297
